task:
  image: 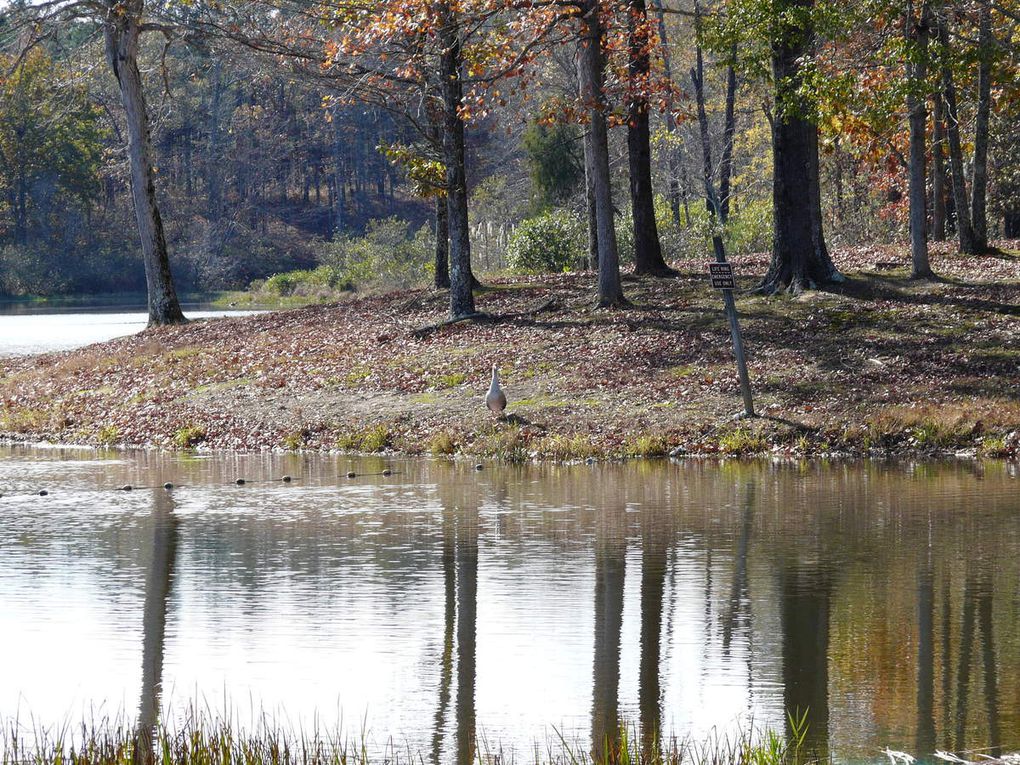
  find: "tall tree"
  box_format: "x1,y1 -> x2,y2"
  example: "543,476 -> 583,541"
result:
932,90 -> 948,240
905,0 -> 934,278
937,3 -> 977,254
759,0 -> 843,293
9,0 -> 186,322
626,0 -> 673,276
437,1 -> 478,319
323,0 -> 557,318
104,0 -> 186,325
971,0 -> 993,251
576,0 -> 625,306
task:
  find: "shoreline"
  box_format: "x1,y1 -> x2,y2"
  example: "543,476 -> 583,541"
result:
3,245 -> 1020,462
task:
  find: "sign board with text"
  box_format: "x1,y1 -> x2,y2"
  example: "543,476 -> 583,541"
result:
708,262 -> 735,290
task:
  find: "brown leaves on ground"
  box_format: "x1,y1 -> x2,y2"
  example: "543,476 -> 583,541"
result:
2,241 -> 1020,460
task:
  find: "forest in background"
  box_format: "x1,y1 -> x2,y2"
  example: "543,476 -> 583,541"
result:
0,0 -> 1017,302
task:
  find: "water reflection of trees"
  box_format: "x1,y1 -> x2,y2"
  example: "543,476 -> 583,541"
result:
591,510 -> 626,760
22,456 -> 1020,760
135,490 -> 179,765
432,474 -> 479,765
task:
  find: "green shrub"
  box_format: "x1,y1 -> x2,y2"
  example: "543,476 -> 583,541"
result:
505,209 -> 586,273
319,217 -> 431,291
260,266 -> 340,297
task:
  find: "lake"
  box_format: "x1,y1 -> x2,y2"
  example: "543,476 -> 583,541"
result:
0,447 -> 1017,763
0,299 -> 261,356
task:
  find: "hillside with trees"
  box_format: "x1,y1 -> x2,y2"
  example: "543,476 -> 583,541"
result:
0,0 -> 1015,316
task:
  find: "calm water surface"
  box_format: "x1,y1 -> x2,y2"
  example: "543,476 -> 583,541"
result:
0,447 -> 1017,762
0,301 -> 261,355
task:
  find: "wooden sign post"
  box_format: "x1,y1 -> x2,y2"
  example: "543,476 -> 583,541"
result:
708,260 -> 755,418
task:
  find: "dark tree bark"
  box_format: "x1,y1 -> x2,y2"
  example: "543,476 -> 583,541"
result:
104,1 -> 186,326
971,0 -> 992,252
582,132 -> 599,270
719,57 -> 738,223
759,0 -> 842,294
938,6 -> 976,255
434,195 -> 450,289
932,92 -> 947,240
438,3 -> 478,319
906,0 -> 933,278
577,0 -> 625,306
627,0 -> 672,276
1006,211 -> 1020,238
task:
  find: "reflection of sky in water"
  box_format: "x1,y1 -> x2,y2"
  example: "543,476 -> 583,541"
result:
0,447 -> 1018,762
0,308 -> 261,356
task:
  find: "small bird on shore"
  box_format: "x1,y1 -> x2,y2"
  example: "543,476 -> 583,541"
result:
485,364 -> 507,417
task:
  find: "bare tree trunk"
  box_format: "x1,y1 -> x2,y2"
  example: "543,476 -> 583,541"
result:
577,0 -> 624,307
971,0 -> 992,252
932,91 -> 947,240
434,195 -> 450,289
937,5 -> 976,254
906,0 -> 933,278
627,0 -> 672,276
104,3 -> 185,326
438,3 -> 477,319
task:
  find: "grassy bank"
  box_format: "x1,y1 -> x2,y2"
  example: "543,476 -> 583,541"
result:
2,243 -> 1020,460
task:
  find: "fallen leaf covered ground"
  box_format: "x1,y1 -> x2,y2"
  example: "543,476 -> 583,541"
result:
2,242 -> 1020,460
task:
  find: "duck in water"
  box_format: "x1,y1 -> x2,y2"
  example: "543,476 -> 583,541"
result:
485,364 -> 507,417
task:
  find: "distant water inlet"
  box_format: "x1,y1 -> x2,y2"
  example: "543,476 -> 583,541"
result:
0,302 -> 261,356
0,448 -> 1018,763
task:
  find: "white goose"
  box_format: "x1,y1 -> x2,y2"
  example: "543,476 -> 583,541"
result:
485,364 -> 507,417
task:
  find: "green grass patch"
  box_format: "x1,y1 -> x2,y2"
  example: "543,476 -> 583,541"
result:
173,424 -> 207,449
718,427 -> 769,456
623,433 -> 670,458
470,423 -> 533,463
428,430 -> 459,456
96,424 -> 120,447
536,433 -> 596,461
336,423 -> 391,453
433,371 -> 467,388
